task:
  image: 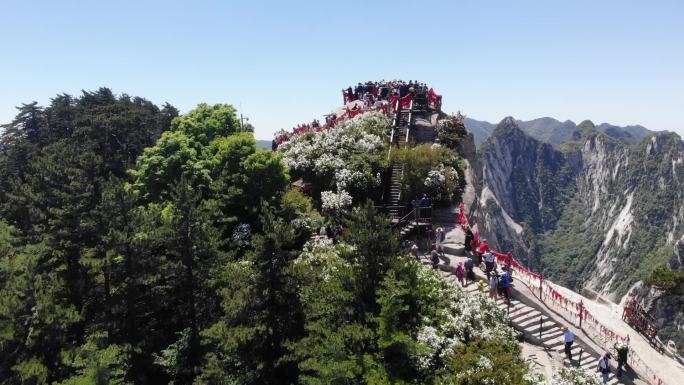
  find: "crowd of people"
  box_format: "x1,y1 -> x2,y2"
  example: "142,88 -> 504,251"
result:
272,80 -> 442,149
343,79 -> 442,111
407,213 -> 632,383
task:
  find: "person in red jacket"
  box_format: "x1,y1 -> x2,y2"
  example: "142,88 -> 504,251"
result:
479,239 -> 490,254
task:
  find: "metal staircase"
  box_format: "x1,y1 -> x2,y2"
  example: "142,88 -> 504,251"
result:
385,105 -> 411,220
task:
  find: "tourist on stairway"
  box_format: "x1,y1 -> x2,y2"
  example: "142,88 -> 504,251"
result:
464,258 -> 475,284
430,246 -> 440,269
477,238 -> 490,265
435,226 -> 445,256
484,250 -> 495,278
488,269 -> 498,299
411,243 -> 419,260
615,338 -> 629,378
564,326 -> 575,361
597,352 -> 611,383
464,226 -> 474,253
499,268 -> 512,304
455,262 -> 465,287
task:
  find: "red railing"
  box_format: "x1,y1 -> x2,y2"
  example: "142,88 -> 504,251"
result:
456,202 -> 667,385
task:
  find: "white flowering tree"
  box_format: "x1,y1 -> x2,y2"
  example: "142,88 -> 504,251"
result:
278,112 -> 390,202
320,190 -> 353,217
545,367 -> 602,385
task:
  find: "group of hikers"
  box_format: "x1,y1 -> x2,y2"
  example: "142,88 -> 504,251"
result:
403,222 -> 514,304
343,79 -> 430,106
272,80 -> 442,149
404,221 -> 633,383
589,334 -> 630,382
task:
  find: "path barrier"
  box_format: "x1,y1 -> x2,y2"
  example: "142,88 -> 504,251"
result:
274,103 -> 392,146
456,202 -> 666,385
276,84 -> 443,146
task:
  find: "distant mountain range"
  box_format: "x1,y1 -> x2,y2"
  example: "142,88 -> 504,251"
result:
464,117 -> 654,146
256,139 -> 272,150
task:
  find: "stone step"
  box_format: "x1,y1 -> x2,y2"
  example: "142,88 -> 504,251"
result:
511,310 -> 543,325
520,319 -> 556,334
539,329 -> 564,343
497,300 -> 525,312
507,306 -> 537,320
554,344 -> 583,355
442,243 -> 465,256
517,314 -> 549,329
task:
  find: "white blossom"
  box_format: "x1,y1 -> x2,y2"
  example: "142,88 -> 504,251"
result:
278,113 -> 390,189
321,190 -> 352,215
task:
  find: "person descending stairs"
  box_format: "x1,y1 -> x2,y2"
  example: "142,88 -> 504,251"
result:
424,261 -> 625,384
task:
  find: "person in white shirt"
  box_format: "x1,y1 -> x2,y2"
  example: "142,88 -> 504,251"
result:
597,352 -> 611,383
563,326 -> 575,361
435,227 -> 444,256
484,251 -> 495,278
488,270 -> 498,299
410,243 -> 419,260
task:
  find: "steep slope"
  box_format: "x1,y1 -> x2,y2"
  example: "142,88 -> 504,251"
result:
463,117 -> 495,145
477,118 -> 684,346
477,117 -> 576,266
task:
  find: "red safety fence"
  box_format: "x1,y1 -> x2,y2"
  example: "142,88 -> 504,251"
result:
428,88 -> 442,111
279,84 -> 447,146
275,102 -> 394,146
455,202 -> 667,385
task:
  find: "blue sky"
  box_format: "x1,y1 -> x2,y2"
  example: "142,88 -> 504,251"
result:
1,0 -> 682,139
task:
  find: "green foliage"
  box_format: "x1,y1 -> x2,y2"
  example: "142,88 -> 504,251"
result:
392,144 -> 463,205
57,332 -> 130,385
436,338 -> 529,385
199,206 -> 303,385
242,151 -> 290,202
170,103 -> 244,145
288,238 -> 371,385
646,267 -> 684,294
129,130 -> 205,201
153,328 -> 193,384
342,201 -> 400,314
0,87 -> 545,385
436,115 -> 468,149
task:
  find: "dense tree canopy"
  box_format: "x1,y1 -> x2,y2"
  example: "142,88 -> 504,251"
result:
0,88 -> 598,385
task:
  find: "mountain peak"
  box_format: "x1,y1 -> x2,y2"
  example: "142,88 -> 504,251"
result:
577,120 -> 595,129
501,116 -> 517,127
490,116 -> 525,138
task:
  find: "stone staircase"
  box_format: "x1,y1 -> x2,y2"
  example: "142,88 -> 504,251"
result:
421,254 -> 627,384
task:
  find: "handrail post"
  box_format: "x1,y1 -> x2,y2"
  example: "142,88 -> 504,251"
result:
539,275 -> 543,302
539,316 -> 543,340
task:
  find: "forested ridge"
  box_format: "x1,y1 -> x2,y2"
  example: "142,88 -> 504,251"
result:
0,88 -> 595,385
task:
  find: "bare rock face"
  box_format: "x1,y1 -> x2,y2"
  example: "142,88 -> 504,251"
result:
674,234 -> 684,268
476,117 -> 575,264
472,118 -> 684,347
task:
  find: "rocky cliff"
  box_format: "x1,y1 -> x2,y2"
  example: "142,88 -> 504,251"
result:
474,117 -> 684,346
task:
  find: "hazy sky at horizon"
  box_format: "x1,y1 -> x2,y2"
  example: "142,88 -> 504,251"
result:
1,0 -> 683,140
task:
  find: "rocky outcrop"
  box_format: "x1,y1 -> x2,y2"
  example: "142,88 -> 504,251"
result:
473,117 -> 684,347
476,117 -> 576,265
